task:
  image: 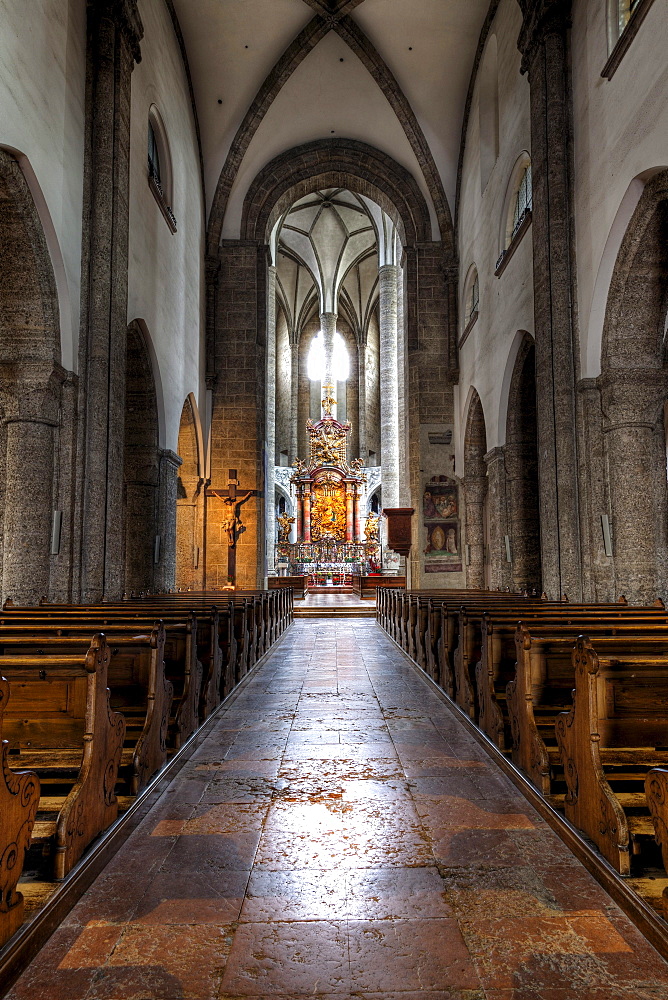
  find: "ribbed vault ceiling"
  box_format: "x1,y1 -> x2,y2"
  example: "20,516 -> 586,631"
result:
172,0 -> 490,241
275,189 -> 383,344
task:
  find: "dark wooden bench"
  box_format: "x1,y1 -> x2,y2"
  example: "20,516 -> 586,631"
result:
555,635 -> 668,875
0,634 -> 126,879
0,675 -> 40,944
0,625 -> 172,795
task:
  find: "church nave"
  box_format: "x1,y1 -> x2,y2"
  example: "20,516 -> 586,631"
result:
8,620 -> 668,1000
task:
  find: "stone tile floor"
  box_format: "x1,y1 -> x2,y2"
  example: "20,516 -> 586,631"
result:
8,621 -> 668,1000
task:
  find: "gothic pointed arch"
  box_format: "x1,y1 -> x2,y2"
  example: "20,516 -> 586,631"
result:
206,15 -> 454,255
0,149 -> 63,604
463,388 -> 488,588
241,138 -> 432,248
505,333 -> 541,593
599,168 -> 668,602
124,321 -> 160,594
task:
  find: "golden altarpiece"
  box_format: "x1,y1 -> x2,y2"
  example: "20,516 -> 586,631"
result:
276,398 -> 381,576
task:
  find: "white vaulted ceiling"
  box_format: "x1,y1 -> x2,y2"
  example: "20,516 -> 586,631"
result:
171,0 -> 490,241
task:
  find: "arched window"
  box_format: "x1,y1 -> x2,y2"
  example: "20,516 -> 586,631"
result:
496,155 -> 532,275
465,270 -> 479,325
147,120 -> 161,185
507,164 -> 532,247
460,266 -> 479,345
147,106 -> 177,233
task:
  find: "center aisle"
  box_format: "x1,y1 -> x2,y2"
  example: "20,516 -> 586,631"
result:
9,621 -> 668,999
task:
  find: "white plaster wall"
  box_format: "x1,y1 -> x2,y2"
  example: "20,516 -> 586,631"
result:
128,0 -> 206,454
571,0 -> 668,378
456,0 -> 534,463
0,0 -> 86,372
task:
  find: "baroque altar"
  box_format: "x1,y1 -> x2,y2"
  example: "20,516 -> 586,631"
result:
276,401 -> 381,576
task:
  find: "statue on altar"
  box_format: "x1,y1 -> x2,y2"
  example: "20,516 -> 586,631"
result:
364,511 -> 380,542
277,512 -> 295,542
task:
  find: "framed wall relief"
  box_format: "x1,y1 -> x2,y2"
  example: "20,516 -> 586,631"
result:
423,476 -> 461,572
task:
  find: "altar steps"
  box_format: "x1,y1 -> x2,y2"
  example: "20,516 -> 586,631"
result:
306,586 -> 353,594
294,606 -> 376,619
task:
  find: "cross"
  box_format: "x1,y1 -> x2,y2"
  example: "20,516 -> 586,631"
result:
206,469 -> 263,586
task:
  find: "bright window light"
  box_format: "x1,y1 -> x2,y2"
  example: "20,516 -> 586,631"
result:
332,332 -> 349,382
307,331 -> 349,382
307,333 -> 324,380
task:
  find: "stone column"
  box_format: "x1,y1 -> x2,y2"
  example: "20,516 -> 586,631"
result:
266,265 -> 277,577
484,447 -> 512,591
464,475 -> 487,589
518,0 -> 581,599
176,473 -> 203,590
357,338 -> 367,461
601,371 -> 667,603
379,265 -> 400,508
154,449 -> 182,593
320,312 -> 337,417
505,438 -> 541,592
289,340 -> 299,462
1,368 -> 63,605
77,0 -> 143,602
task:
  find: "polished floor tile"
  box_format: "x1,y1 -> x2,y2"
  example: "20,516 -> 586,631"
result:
8,619 -> 668,999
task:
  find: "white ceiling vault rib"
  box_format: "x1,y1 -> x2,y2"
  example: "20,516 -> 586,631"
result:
173,0 -> 488,249
276,188 -> 385,346
173,1 -> 490,249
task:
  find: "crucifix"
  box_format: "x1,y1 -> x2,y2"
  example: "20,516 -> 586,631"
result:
206,469 -> 262,586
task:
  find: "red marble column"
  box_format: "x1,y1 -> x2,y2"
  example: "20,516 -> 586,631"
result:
296,491 -> 303,541
303,491 -> 312,543
355,490 -> 364,542
345,486 -> 354,542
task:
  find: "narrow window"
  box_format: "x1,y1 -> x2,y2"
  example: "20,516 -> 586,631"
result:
148,120 -> 161,184
510,165 -> 532,244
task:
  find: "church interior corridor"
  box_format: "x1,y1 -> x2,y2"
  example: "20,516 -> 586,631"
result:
8,619 -> 668,1000
2,0 -> 668,992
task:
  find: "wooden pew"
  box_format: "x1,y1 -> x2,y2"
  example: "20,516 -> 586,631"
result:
0,626 -> 171,795
474,609 -> 668,752
645,768 -> 668,913
1,609 -> 209,740
505,621 -> 668,795
0,676 -> 40,944
555,635 -> 668,875
0,635 -> 126,879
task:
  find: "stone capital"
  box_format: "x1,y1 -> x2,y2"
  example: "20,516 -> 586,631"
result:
88,0 -> 144,64
598,368 -> 668,428
159,448 -> 183,472
517,0 -> 571,76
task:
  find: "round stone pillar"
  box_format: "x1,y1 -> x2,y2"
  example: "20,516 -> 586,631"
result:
266,265 -> 277,576
464,475 -> 487,589
3,417 -> 57,604
358,339 -> 367,461
379,265 -> 400,508
320,312 -> 337,418
602,371 -> 667,603
155,449 -> 182,593
289,341 -> 299,463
